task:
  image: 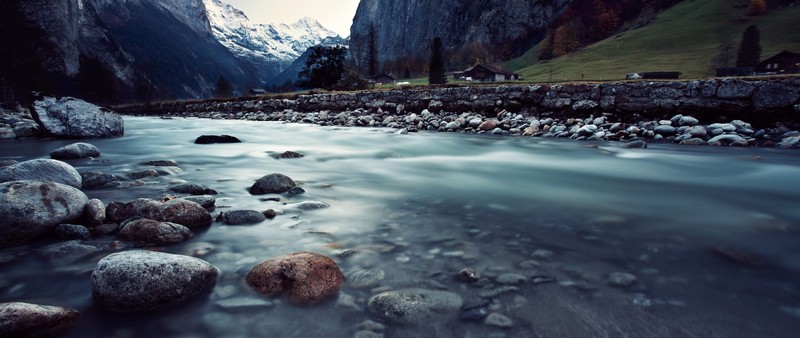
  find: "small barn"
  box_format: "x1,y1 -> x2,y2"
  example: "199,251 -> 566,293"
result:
372,74 -> 396,85
249,88 -> 267,96
754,50 -> 800,74
460,64 -> 521,82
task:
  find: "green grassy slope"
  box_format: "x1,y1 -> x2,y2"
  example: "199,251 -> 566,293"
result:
507,0 -> 800,82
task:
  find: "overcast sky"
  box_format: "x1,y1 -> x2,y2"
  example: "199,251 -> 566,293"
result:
222,0 -> 361,37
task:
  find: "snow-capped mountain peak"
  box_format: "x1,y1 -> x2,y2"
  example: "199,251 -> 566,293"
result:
203,0 -> 340,65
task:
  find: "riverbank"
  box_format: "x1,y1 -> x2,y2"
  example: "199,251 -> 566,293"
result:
119,77 -> 800,125
113,78 -> 800,149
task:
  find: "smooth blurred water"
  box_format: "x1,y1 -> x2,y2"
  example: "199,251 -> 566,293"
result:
1,117 -> 800,337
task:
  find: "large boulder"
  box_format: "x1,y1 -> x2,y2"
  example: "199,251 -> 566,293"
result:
0,181 -> 88,248
0,159 -> 82,188
0,302 -> 80,337
249,173 -> 296,195
32,96 -> 124,138
246,252 -> 344,305
367,289 -> 463,325
50,142 -> 101,160
91,250 -> 219,312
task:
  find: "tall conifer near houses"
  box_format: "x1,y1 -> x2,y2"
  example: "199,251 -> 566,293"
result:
428,37 -> 447,85
736,25 -> 761,67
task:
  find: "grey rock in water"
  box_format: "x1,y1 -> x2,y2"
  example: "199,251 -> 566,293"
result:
778,136 -> 800,149
222,210 -> 267,225
495,273 -> 528,285
91,250 -> 218,312
678,116 -> 700,126
346,268 -> 385,288
707,134 -> 746,146
119,219 -> 193,245
127,169 -> 158,180
653,125 -> 676,136
0,159 -> 82,188
194,135 -> 241,144
81,171 -> 119,189
50,142 -> 101,160
249,173 -> 296,195
367,289 -> 463,325
83,199 -> 106,227
285,201 -> 330,211
141,160 -> 178,167
608,272 -> 638,288
32,96 -> 124,138
680,138 -> 706,146
158,199 -> 213,229
169,183 -> 211,195
37,240 -> 101,264
0,302 -> 80,337
179,195 -> 216,209
484,312 -> 514,328
274,151 -> 305,159
0,181 -> 88,248
55,224 -> 91,240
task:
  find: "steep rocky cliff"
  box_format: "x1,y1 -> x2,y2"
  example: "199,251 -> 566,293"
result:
349,0 -> 570,68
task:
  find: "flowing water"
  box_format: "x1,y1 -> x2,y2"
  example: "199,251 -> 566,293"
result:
2,116 -> 800,337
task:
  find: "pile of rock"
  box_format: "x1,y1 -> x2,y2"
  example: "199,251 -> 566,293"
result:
0,95 -> 124,141
0,141 -> 346,336
0,105 -> 40,140
167,107 -> 800,149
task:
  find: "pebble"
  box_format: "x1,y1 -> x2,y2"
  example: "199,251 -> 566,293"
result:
495,273 -> 527,285
479,286 -> 519,298
222,210 -> 267,225
50,142 -> 101,160
461,306 -> 489,321
484,312 -> 513,328
608,272 -> 638,288
456,268 -> 480,282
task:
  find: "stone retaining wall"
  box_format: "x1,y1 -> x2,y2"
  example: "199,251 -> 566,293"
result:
121,77 -> 800,126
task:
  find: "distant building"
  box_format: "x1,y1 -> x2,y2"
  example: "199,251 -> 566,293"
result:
249,88 -> 267,96
459,64 -> 522,82
754,50 -> 800,74
625,71 -> 681,80
372,74 -> 396,85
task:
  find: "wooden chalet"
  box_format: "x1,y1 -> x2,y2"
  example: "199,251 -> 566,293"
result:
458,64 -> 522,82
754,50 -> 800,74
372,74 -> 396,85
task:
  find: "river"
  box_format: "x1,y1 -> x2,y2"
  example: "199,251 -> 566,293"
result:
1,116 -> 800,337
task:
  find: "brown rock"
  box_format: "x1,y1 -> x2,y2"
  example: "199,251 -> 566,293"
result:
0,302 -> 79,337
478,119 -> 498,131
159,199 -> 212,229
246,252 -> 344,305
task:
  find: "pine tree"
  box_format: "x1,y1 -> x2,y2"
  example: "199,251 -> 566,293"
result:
367,23 -> 379,77
736,25 -> 761,67
215,75 -> 233,98
428,37 -> 447,85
